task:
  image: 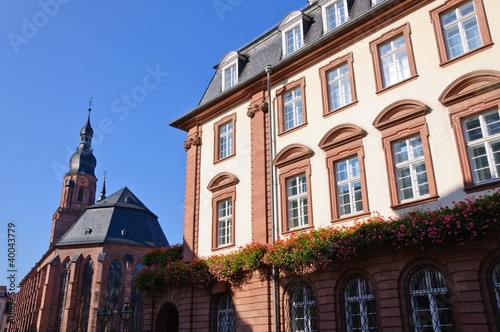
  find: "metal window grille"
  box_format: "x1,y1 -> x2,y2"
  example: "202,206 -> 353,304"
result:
405,267 -> 455,332
488,261 -> 500,330
286,283 -> 318,332
340,276 -> 378,332
210,293 -> 235,332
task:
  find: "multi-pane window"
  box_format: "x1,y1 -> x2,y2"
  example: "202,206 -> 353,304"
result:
219,121 -> 233,160
287,173 -> 308,229
223,63 -> 237,90
325,0 -> 348,32
379,34 -> 410,88
341,276 -> 378,332
327,63 -> 352,112
407,267 -> 455,331
336,157 -> 363,217
463,109 -> 500,184
440,1 -> 481,60
217,199 -> 232,247
393,136 -> 429,201
490,261 -> 500,328
286,25 -> 303,55
284,87 -> 304,131
288,283 -> 318,332
210,293 -> 235,332
371,0 -> 386,6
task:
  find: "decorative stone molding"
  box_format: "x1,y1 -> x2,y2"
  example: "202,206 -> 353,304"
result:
183,134 -> 202,151
247,101 -> 268,118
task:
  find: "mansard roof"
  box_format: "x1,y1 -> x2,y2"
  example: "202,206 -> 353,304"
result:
55,187 -> 169,248
171,0 -> 397,129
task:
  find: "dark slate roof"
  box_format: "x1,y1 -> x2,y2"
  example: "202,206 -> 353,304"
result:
56,187 -> 169,248
172,0 -> 387,126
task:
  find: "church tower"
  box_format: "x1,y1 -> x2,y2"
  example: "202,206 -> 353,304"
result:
50,104 -> 97,246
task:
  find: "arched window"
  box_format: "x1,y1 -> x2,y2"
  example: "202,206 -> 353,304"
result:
488,260 -> 500,329
405,267 -> 455,331
210,293 -> 235,332
78,259 -> 94,331
55,260 -> 71,332
106,259 -> 122,309
131,262 -> 144,331
287,282 -> 318,332
340,275 -> 378,331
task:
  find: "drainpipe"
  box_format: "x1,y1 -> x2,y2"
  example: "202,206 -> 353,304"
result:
265,64 -> 280,332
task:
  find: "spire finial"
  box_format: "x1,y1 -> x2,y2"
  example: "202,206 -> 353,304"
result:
88,97 -> 93,112
97,171 -> 107,202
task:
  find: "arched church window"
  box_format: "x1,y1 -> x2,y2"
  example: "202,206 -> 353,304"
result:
78,259 -> 94,331
55,260 -> 71,332
106,259 -> 122,309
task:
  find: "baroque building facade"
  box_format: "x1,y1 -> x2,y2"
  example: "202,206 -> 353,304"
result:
10,109 -> 169,332
143,0 -> 500,331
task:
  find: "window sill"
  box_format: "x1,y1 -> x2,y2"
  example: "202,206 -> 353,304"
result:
323,100 -> 359,118
214,153 -> 236,165
282,224 -> 314,235
212,244 -> 235,252
375,75 -> 418,95
278,122 -> 308,137
331,211 -> 371,224
439,43 -> 494,68
464,180 -> 500,194
390,194 -> 439,210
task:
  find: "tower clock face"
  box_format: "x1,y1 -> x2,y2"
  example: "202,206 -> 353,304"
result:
77,177 -> 89,187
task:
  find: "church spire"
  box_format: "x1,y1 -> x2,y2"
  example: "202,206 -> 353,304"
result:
68,99 -> 97,177
97,172 -> 107,202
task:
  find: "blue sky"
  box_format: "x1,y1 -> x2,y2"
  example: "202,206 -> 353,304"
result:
0,1 -> 307,288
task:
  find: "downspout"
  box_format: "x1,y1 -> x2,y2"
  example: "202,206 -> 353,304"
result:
265,64 -> 280,332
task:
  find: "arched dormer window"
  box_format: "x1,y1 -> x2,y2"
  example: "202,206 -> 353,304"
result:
208,172 -> 239,250
219,51 -> 245,92
274,144 -> 314,233
319,124 -> 370,222
279,11 -> 311,57
439,70 -> 500,192
373,99 -> 438,209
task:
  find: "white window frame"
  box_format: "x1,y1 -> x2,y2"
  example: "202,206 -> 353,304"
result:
219,121 -> 233,160
392,135 -> 430,202
408,268 -> 454,331
284,24 -> 303,56
286,173 -> 308,229
322,0 -> 348,33
217,199 -> 232,247
335,156 -> 363,217
222,62 -> 238,91
440,0 -> 482,60
283,87 -> 304,131
463,108 -> 500,184
371,0 -> 386,6
327,62 -> 352,111
379,34 -> 410,88
343,276 -> 378,331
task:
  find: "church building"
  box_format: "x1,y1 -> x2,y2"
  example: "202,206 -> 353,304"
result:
10,107 -> 169,332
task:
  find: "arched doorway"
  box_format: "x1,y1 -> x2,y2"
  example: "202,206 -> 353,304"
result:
156,302 -> 179,332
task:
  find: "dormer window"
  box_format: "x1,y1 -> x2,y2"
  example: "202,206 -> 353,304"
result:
220,51 -> 242,92
223,63 -> 237,90
279,11 -> 310,57
322,0 -> 348,33
372,0 -> 386,6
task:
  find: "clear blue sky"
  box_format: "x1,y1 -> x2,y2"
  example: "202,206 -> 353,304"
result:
0,1 -> 306,288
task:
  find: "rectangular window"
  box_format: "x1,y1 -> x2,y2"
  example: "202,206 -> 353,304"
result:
325,0 -> 348,32
286,25 -> 303,55
327,63 -> 352,111
286,173 -> 308,229
283,87 -> 304,131
214,114 -> 236,163
463,109 -> 500,184
336,157 -> 363,217
219,122 -> 233,160
393,135 -> 430,201
431,0 -> 492,65
370,23 -> 417,92
217,199 -> 232,247
441,1 -> 482,60
379,35 -> 410,88
223,63 -> 237,90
